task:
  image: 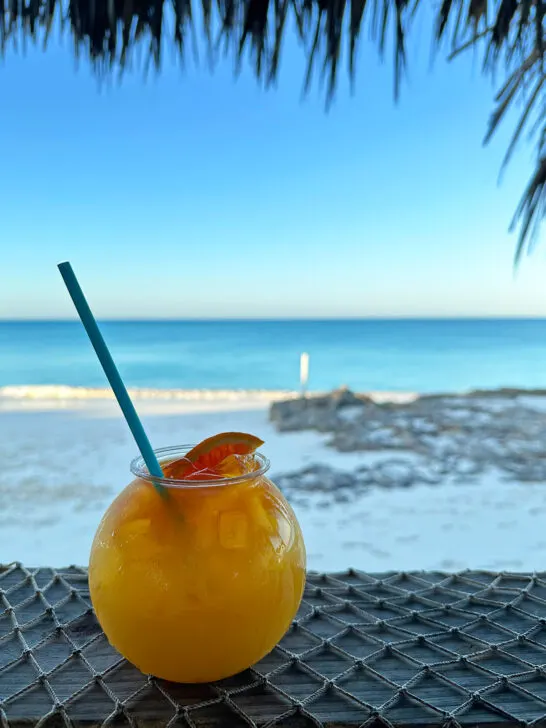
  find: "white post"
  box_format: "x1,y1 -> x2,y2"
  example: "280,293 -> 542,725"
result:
300,352 -> 309,397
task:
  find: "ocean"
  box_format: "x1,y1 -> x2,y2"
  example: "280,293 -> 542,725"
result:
3,319 -> 546,571
2,318 -> 546,394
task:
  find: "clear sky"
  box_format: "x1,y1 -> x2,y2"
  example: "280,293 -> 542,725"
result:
1,14 -> 545,319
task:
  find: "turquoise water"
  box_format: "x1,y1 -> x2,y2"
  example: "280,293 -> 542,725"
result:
1,319 -> 546,393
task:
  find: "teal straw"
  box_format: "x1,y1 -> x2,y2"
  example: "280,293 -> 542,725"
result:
57,262 -> 166,493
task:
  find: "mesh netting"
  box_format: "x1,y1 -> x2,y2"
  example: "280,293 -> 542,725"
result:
4,565 -> 546,727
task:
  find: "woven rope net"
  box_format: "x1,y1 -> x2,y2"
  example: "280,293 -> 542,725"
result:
4,564 -> 546,727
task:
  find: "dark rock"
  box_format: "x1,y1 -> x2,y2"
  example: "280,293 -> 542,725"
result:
371,460 -> 415,488
269,388 -> 375,432
271,388 -> 546,488
329,386 -> 371,409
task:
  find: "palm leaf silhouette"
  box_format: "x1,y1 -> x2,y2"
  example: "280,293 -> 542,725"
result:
1,0 -> 544,260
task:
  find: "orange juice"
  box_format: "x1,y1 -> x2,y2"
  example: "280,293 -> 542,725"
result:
89,445 -> 306,683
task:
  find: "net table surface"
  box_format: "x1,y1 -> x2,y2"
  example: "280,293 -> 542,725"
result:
3,564 -> 546,727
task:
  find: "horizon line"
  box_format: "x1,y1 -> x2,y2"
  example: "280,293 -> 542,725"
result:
2,315 -> 546,323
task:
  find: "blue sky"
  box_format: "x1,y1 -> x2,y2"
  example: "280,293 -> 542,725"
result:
1,14 -> 545,319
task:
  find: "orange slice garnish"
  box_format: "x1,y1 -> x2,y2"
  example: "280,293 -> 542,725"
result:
162,432 -> 264,481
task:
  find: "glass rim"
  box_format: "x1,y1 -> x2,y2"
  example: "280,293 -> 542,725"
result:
130,444 -> 271,488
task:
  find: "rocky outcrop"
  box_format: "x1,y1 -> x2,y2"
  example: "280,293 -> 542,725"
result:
275,460 -> 446,505
269,387 -> 376,432
270,389 -> 546,494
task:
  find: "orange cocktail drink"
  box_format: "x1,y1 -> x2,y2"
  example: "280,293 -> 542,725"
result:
89,436 -> 306,683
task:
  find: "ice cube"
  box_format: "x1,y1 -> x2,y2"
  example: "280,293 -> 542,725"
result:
219,510 -> 248,549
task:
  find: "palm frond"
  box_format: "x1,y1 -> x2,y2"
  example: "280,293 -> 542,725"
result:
512,153 -> 546,262
0,0 -> 545,260
446,0 -> 546,259
349,0 -> 366,81
495,75 -> 544,172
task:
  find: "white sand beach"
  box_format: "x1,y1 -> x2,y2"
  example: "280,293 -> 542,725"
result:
2,387 -> 546,573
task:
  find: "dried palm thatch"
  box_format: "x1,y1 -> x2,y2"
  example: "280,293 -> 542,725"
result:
1,0 -> 544,259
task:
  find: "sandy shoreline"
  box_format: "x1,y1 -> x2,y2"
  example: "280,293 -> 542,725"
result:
1,389 -> 546,573
0,385 -> 420,405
